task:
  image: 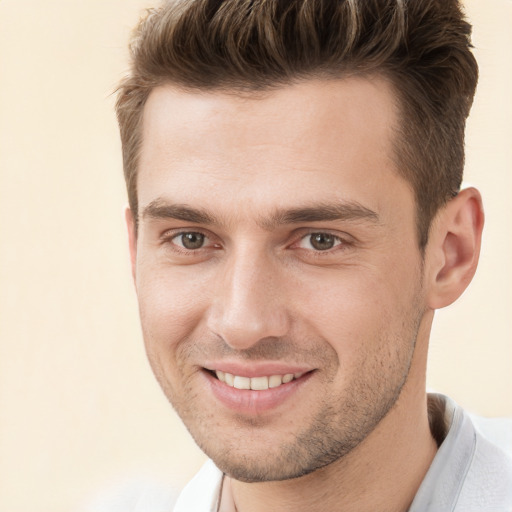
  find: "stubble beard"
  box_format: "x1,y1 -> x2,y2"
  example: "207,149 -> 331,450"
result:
151,311 -> 422,484
208,345 -> 416,483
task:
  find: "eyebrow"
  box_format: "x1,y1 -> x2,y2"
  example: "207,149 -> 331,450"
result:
140,199 -> 380,229
262,202 -> 380,229
141,201 -> 215,224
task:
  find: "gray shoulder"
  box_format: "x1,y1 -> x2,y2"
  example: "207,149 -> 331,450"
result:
470,414 -> 512,457
455,417 -> 512,512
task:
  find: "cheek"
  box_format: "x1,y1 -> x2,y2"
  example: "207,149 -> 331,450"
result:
136,263 -> 210,357
135,267 -> 213,407
297,267 -> 391,324
295,264 -> 421,361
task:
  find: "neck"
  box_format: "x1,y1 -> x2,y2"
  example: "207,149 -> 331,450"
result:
223,318 -> 437,512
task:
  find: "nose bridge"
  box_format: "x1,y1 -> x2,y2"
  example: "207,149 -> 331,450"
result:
207,242 -> 289,349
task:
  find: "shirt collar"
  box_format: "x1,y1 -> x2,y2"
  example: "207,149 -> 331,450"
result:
408,393 -> 476,512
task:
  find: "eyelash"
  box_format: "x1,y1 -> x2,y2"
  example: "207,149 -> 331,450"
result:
160,229 -> 351,256
294,232 -> 344,251
161,230 -> 217,254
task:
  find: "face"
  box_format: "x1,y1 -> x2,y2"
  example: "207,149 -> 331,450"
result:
130,78 -> 428,482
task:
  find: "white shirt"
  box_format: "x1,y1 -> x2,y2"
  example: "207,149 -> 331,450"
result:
173,394 -> 512,512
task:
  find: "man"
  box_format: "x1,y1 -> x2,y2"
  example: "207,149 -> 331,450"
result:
116,1 -> 512,510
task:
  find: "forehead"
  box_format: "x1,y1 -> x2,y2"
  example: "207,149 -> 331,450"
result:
141,77 -> 398,158
137,77 -> 410,222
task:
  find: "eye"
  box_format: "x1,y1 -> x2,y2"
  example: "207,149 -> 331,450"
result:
173,232 -> 207,250
298,232 -> 343,251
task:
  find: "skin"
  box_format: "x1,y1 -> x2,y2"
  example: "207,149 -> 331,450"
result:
126,77 -> 484,512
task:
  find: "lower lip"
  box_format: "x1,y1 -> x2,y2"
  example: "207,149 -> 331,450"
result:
203,370 -> 313,415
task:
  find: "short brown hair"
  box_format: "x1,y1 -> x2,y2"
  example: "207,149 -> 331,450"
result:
116,0 -> 478,247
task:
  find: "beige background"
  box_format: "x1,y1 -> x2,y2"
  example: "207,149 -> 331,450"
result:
0,1 -> 510,511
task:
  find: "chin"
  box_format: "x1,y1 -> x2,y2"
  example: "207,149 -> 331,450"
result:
193,423 -> 363,483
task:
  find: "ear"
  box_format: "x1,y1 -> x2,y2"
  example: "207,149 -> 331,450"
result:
125,206 -> 137,283
426,187 -> 484,309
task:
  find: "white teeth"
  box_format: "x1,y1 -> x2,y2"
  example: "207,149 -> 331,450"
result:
225,372 -> 234,386
233,376 -> 251,390
268,375 -> 283,388
214,370 -> 305,390
250,376 -> 269,391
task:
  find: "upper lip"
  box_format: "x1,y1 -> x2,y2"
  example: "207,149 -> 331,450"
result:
202,361 -> 313,378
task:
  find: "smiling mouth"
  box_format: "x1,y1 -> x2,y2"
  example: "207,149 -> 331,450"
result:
210,370 -> 307,390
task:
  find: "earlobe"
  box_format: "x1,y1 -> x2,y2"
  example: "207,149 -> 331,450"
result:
125,206 -> 138,283
426,187 -> 484,309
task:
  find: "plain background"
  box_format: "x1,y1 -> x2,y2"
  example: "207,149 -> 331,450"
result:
0,1 -> 511,511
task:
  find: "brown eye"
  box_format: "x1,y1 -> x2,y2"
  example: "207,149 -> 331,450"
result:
308,233 -> 338,251
177,232 -> 205,250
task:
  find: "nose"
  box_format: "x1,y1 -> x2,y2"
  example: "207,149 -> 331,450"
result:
206,246 -> 291,350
